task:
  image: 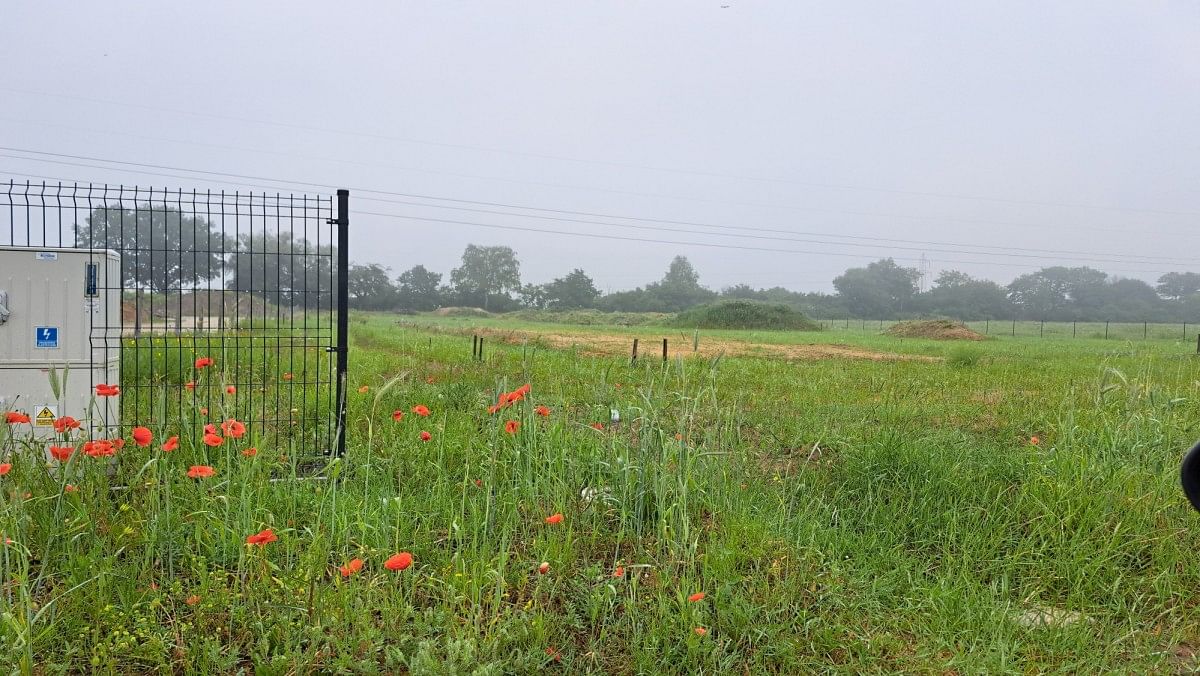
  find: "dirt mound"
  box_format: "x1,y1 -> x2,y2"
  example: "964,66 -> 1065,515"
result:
885,319 -> 986,341
432,306 -> 493,318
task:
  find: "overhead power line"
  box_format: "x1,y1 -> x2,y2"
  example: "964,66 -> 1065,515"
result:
2,116 -> 1197,242
5,86 -> 1195,217
2,148 -> 1196,268
354,210 -> 1188,275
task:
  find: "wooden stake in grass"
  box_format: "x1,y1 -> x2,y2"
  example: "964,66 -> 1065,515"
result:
662,338 -> 668,363
631,338 -> 639,365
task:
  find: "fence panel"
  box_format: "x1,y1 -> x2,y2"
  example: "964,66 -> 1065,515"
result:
1,180 -> 348,460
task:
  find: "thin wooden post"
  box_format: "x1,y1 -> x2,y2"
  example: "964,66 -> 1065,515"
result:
662,338 -> 668,362
1072,321 -> 1076,338
1012,319 -> 1016,337
1196,333 -> 1199,354
1039,320 -> 1044,338
1105,322 -> 1109,339
631,338 -> 639,365
985,319 -> 989,335
1144,321 -> 1148,339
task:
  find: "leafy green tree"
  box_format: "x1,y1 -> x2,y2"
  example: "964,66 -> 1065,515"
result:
75,205 -> 225,292
396,265 -> 443,311
543,269 -> 600,309
643,256 -> 716,311
348,263 -> 399,310
1156,272 -> 1200,300
918,270 -> 1012,320
832,259 -> 920,318
1006,266 -> 1106,319
228,231 -> 335,308
449,245 -> 521,311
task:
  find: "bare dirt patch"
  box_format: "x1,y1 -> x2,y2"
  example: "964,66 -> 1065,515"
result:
885,319 -> 987,341
466,327 -> 938,363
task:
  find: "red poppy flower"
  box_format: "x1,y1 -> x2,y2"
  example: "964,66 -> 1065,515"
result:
694,627 -> 708,636
95,384 -> 120,397
0,463 -> 10,476
5,412 -> 30,424
83,440 -> 116,457
131,426 -> 153,447
425,376 -> 435,384
225,385 -> 236,395
282,372 -> 294,381
114,438 -> 125,449
185,381 -> 196,391
185,594 -> 200,606
357,385 -> 369,394
613,566 -> 625,579
242,447 -> 257,457
392,410 -> 404,422
411,405 -> 430,417
487,404 -> 501,415
246,528 -> 277,546
545,513 -> 563,525
538,561 -> 550,574
675,433 -> 683,441
517,383 -> 531,396
504,420 -> 520,435
385,552 -> 413,571
474,479 -> 483,487
187,465 -> 215,479
535,405 -> 550,417
162,436 -> 179,452
590,422 -> 603,430
1030,436 -> 1040,446
203,432 -> 223,447
199,407 -> 209,416
221,418 -> 246,439
65,484 -> 77,493
53,416 -> 80,433
194,357 -> 213,369
50,445 -> 74,462
338,558 -> 364,578
419,431 -> 431,442
687,592 -> 705,603
545,647 -> 561,663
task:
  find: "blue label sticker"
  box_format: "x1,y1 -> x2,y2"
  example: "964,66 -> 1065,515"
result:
35,327 -> 59,348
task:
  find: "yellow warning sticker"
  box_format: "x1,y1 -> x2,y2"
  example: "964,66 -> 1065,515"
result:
34,405 -> 57,427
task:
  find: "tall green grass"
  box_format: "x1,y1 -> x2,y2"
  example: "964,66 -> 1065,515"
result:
1,313 -> 1198,672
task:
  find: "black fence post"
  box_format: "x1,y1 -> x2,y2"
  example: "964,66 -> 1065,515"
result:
1012,319 -> 1016,337
334,189 -> 350,458
1039,320 -> 1044,338
1072,321 -> 1076,338
985,319 -> 989,335
1144,322 -> 1148,340
1105,321 -> 1109,340
631,338 -> 639,365
662,338 -> 668,362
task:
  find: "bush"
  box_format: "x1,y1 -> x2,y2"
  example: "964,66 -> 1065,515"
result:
670,300 -> 821,331
946,345 -> 984,368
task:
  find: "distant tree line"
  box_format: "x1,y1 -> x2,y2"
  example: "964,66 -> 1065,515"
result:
351,245 -> 1200,323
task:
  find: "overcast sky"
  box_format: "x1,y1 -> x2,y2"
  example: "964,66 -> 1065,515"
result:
2,2 -> 1198,292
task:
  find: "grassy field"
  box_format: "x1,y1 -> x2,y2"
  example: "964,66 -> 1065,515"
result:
3,311 -> 1200,672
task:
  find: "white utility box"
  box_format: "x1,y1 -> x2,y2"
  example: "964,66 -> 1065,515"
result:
0,246 -> 121,437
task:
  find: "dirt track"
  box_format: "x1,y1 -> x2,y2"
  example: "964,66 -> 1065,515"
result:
469,327 -> 939,363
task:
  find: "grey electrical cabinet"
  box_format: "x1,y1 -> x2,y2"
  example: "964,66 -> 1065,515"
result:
0,246 -> 121,437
